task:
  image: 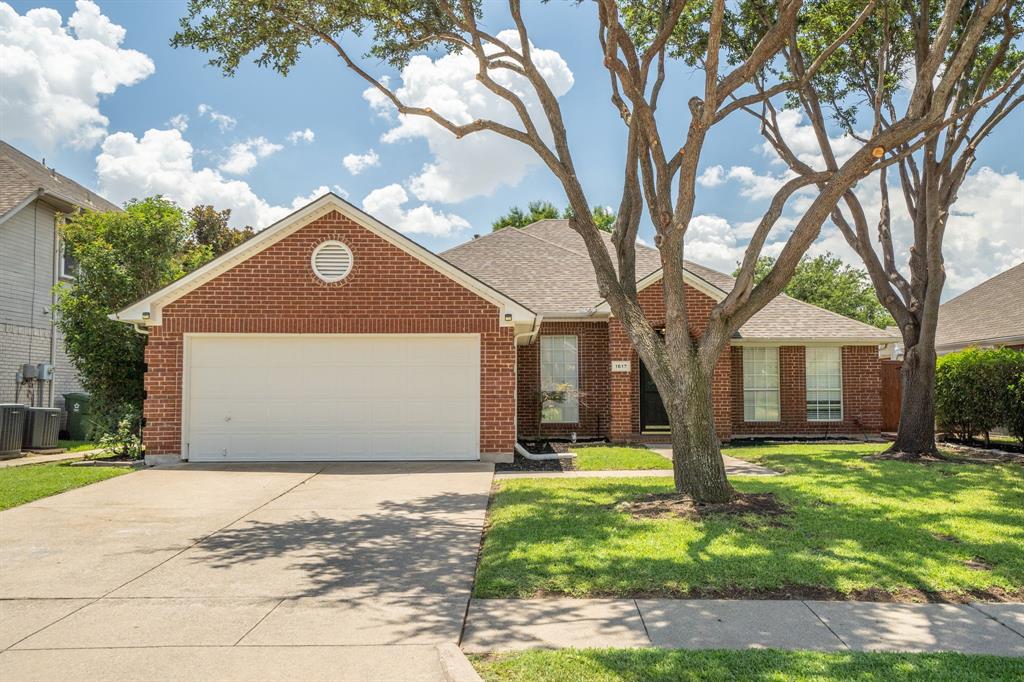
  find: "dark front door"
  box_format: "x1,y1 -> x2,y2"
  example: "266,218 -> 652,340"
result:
639,360 -> 670,433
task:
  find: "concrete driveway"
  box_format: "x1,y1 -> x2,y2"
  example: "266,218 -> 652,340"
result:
0,461 -> 493,681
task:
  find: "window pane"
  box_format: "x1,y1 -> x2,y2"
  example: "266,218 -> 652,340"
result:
806,347 -> 842,421
743,347 -> 780,422
540,335 -> 579,423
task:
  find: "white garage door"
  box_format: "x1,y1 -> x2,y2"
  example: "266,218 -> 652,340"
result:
184,335 -> 480,462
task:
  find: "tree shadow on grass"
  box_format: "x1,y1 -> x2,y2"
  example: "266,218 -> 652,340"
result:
475,448 -> 1024,601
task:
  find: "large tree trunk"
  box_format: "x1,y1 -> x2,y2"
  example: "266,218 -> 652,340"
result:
888,337 -> 939,456
664,357 -> 734,502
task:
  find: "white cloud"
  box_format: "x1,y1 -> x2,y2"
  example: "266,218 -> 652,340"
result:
96,128 -> 320,228
725,166 -> 795,200
218,136 -> 283,175
363,29 -> 574,204
342,149 -> 380,175
361,184 -> 470,237
287,128 -> 315,144
0,0 -> 154,149
761,109 -> 863,169
167,113 -> 188,132
196,103 -> 236,132
697,165 -> 726,187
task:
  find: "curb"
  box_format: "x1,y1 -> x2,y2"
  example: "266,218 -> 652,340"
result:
437,643 -> 483,682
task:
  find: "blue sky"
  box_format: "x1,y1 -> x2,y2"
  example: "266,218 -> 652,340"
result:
3,0 -> 1022,298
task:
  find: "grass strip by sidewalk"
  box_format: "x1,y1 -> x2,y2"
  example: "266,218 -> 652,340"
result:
573,446 -> 672,471
0,461 -> 129,510
476,442 -> 1024,599
472,648 -> 1024,682
57,440 -> 101,453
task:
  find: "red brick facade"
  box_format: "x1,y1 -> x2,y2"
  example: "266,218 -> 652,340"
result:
729,345 -> 882,436
516,321 -> 610,439
142,209 -> 516,458
512,280 -> 883,443
142,208 -> 884,459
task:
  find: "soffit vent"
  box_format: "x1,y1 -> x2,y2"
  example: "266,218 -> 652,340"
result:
311,240 -> 354,282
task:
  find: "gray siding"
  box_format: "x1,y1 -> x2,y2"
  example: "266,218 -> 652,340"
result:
0,199 -> 84,407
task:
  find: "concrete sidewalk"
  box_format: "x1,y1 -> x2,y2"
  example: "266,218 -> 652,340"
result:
462,598 -> 1024,656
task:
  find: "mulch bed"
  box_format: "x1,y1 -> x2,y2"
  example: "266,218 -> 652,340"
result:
495,452 -> 578,473
941,436 -> 1024,455
867,445 -> 1023,465
495,440 -> 579,472
615,491 -> 789,523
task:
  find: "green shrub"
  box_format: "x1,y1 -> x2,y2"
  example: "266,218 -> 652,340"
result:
935,347 -> 1024,443
96,409 -> 143,460
1007,376 -> 1024,445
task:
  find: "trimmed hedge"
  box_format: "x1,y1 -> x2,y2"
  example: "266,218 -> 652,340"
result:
935,347 -> 1024,444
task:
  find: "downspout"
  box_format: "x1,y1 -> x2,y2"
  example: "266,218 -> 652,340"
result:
48,212 -> 59,407
511,314 -> 542,458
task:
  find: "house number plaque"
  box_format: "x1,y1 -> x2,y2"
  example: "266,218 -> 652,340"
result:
611,361 -> 631,373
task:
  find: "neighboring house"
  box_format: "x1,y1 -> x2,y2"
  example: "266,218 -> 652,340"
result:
879,325 -> 903,360
114,193 -> 895,466
0,140 -> 119,414
934,262 -> 1024,355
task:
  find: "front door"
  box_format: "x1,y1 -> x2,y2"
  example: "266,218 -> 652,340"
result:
639,360 -> 670,433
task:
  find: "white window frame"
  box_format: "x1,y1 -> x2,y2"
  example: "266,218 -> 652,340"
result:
806,346 -> 843,422
540,335 -> 579,424
59,239 -> 78,280
742,346 -> 780,422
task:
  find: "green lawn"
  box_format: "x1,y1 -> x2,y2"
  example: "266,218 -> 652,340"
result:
475,443 -> 1024,599
57,439 -> 101,453
573,446 -> 672,470
0,462 -> 129,511
472,649 -> 1024,682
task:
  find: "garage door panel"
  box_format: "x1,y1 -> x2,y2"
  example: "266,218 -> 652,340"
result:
186,335 -> 480,462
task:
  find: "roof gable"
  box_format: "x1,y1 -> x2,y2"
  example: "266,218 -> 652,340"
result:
113,193 -> 534,326
0,140 -> 119,220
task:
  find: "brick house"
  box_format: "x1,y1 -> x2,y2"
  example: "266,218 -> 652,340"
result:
115,193 -> 894,465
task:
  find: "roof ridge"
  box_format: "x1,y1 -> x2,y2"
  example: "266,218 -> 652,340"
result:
517,228 -> 592,259
440,225 -> 535,255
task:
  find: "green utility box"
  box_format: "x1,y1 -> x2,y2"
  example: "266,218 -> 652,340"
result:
63,392 -> 92,441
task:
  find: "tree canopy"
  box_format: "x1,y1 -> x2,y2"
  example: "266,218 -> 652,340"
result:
492,201 -> 616,232
738,253 -> 895,329
55,197 -> 219,426
188,205 -> 256,256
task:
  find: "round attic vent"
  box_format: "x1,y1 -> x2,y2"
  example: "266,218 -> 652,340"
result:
311,240 -> 353,282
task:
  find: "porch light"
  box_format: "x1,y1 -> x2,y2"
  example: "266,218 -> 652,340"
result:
504,313 -> 513,322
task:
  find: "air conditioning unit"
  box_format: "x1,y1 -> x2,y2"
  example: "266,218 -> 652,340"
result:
0,404 -> 26,457
22,407 -> 60,450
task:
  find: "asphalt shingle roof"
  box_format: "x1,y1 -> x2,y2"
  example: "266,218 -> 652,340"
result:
0,140 -> 119,219
935,262 -> 1024,350
442,220 -> 894,341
